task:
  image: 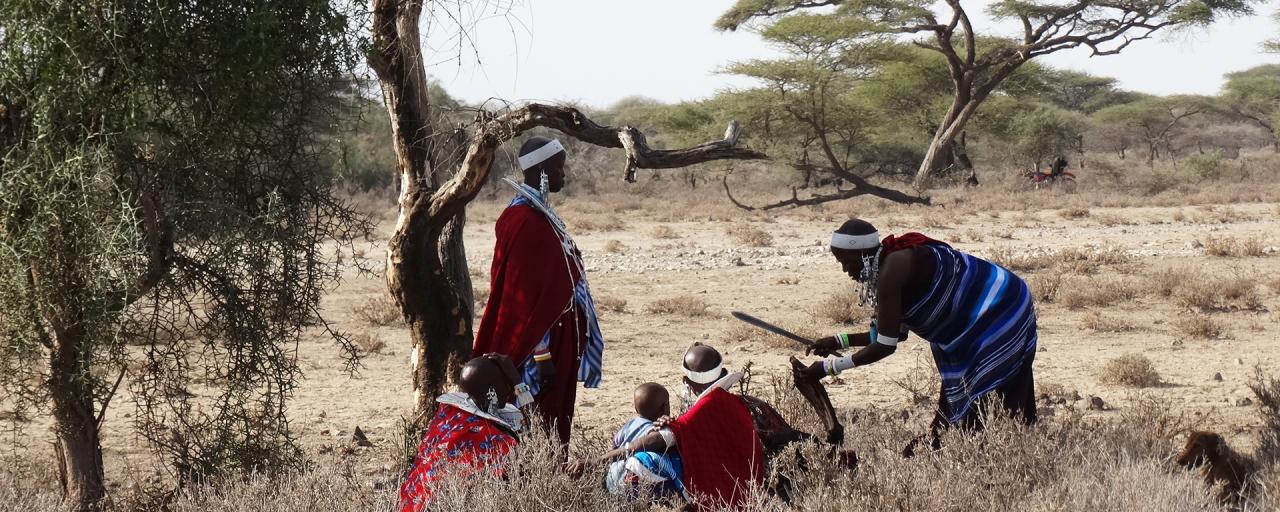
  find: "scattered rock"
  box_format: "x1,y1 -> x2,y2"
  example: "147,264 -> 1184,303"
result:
1236,358 -> 1244,366
352,426 -> 373,447
732,257 -> 746,267
319,410 -> 327,419
1088,395 -> 1106,411
1263,246 -> 1278,255
1213,372 -> 1224,382
1236,397 -> 1254,407
1186,240 -> 1203,249
1070,390 -> 1082,401
898,410 -> 910,422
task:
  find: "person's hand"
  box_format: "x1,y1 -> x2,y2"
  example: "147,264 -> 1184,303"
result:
652,415 -> 674,430
806,336 -> 841,357
536,359 -> 556,390
791,357 -> 826,381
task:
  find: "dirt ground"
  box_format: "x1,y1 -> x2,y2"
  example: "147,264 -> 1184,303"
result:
12,191 -> 1280,485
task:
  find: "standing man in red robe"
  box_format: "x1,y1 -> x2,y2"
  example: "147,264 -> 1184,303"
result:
580,343 -> 765,511
472,136 -> 606,446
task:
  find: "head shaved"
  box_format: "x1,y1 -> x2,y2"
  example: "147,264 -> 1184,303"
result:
633,382 -> 670,421
458,356 -> 515,411
684,343 -> 723,372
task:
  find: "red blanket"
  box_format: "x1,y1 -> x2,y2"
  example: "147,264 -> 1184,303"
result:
667,388 -> 764,511
397,403 -> 518,511
881,232 -> 948,255
472,204 -> 586,443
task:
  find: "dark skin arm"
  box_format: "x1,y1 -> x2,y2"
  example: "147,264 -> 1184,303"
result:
796,250 -> 913,379
569,420 -> 674,477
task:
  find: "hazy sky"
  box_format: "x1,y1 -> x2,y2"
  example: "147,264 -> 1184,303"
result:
421,0 -> 1279,109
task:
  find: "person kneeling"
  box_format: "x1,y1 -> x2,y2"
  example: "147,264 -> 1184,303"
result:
397,354 -> 533,512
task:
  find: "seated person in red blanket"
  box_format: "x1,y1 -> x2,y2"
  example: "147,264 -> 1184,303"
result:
583,344 -> 764,511
398,353 -> 533,512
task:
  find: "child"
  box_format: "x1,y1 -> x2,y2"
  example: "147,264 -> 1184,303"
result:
605,383 -> 684,501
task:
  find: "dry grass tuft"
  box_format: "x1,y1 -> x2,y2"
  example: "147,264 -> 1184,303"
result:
1025,272 -> 1063,303
1081,311 -> 1138,333
777,277 -> 801,285
1148,266 -> 1192,298
1269,275 -> 1280,295
726,224 -> 774,247
474,287 -> 490,307
1202,235 -> 1266,257
1099,353 -> 1162,388
575,214 -> 627,232
595,296 -> 627,313
353,332 -> 387,355
604,240 -> 626,253
643,295 -> 710,317
1173,274 -> 1262,312
1093,212 -> 1134,227
648,224 -> 679,239
353,296 -> 401,326
891,355 -> 940,405
811,287 -> 871,325
1171,312 -> 1227,339
1058,276 -> 1142,310
1059,207 -> 1091,219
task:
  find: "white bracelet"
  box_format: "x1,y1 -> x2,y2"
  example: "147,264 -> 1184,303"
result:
874,332 -> 900,347
827,355 -> 856,374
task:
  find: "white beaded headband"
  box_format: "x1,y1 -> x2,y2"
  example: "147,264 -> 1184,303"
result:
518,139 -> 565,170
830,232 -> 881,250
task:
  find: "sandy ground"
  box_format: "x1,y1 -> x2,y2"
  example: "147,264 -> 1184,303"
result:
10,195 -> 1280,484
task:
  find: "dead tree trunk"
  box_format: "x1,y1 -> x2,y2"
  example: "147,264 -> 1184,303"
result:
369,0 -> 765,422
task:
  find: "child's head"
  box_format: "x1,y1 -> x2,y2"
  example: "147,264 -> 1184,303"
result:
633,382 -> 670,421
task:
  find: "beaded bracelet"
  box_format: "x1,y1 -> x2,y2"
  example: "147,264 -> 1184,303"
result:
836,332 -> 851,349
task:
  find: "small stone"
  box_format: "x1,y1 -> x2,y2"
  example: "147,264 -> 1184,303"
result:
318,411 -> 327,419
1236,358 -> 1245,366
1236,397 -> 1254,407
1070,390 -> 1082,401
1213,372 -> 1224,382
352,426 -> 374,447
1088,395 -> 1106,411
733,257 -> 746,267
898,410 -> 910,421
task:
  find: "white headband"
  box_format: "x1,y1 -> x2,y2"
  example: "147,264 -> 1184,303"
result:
831,232 -> 881,250
518,139 -> 565,170
684,363 -> 724,385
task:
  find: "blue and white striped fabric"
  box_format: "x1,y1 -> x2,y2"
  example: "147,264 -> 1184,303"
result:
506,181 -> 606,394
605,417 -> 685,499
901,244 -> 1037,424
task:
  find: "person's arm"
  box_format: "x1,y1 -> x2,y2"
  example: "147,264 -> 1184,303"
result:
796,251 -> 912,379
594,430 -> 671,465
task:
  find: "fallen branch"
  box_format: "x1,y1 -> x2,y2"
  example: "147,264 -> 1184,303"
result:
722,172 -> 930,211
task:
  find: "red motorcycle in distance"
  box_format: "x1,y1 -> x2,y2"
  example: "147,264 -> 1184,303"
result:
1021,157 -> 1077,192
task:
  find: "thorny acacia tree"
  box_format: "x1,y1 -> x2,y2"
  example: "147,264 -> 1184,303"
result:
717,0 -> 1257,190
366,0 -> 765,420
0,1 -> 367,509
718,15 -> 934,208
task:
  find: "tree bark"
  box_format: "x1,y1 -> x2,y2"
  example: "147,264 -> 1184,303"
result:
50,317 -> 106,511
370,0 -> 767,422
